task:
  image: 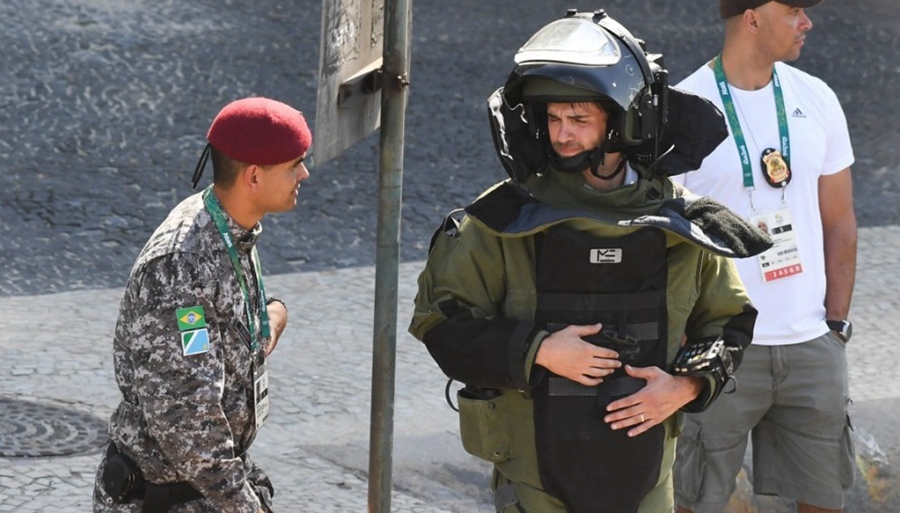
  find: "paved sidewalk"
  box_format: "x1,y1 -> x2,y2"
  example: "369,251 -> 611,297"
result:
2,225 -> 899,512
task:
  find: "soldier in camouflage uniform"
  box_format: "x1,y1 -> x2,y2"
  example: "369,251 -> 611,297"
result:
92,97 -> 312,513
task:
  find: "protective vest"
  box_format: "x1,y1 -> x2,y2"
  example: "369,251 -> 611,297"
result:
410,172 -> 769,512
532,224 -> 667,513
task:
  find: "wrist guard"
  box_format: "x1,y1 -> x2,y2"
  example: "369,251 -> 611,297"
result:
672,337 -> 736,413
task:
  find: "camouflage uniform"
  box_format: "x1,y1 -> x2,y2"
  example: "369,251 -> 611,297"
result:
93,190 -> 274,513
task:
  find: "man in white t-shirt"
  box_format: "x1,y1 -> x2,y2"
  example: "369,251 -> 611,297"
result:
672,1 -> 857,513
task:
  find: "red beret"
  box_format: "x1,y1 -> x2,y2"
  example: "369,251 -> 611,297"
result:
207,97 -> 312,165
720,0 -> 822,18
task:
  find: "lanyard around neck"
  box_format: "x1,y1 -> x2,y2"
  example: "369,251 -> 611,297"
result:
202,186 -> 270,351
712,54 -> 790,190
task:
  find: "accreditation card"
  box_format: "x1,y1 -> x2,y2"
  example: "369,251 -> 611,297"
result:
253,359 -> 270,429
750,207 -> 804,282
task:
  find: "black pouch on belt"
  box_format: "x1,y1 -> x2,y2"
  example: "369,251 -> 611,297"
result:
101,442 -> 204,512
102,442 -> 146,503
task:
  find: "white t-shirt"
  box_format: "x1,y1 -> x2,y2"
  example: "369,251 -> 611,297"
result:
673,61 -> 854,346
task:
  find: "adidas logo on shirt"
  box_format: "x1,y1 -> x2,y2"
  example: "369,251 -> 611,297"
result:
792,108 -> 806,118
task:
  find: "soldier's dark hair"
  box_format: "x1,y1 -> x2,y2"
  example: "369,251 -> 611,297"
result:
210,146 -> 248,189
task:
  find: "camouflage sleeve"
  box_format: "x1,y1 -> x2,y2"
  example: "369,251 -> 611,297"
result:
127,255 -> 261,513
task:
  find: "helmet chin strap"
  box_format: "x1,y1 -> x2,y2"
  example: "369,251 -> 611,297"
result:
549,138 -> 626,181
550,149 -> 593,174
590,155 -> 626,180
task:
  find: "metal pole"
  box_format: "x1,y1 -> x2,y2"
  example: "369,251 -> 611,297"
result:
368,0 -> 411,511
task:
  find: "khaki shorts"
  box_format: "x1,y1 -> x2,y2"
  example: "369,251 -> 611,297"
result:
674,332 -> 855,513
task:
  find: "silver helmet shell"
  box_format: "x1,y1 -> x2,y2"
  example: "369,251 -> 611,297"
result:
488,10 -> 668,182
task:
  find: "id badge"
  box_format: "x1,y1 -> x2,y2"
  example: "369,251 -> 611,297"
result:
750,207 -> 803,282
253,359 -> 270,429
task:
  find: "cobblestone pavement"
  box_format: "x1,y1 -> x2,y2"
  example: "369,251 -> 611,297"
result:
2,0 -> 899,511
2,225 -> 900,512
0,0 -> 898,297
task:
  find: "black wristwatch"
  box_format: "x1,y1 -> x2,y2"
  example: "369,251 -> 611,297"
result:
826,319 -> 852,343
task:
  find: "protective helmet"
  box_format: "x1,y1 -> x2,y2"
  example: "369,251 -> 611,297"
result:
488,9 -> 668,182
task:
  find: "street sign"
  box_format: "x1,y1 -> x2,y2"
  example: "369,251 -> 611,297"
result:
315,0 -> 385,165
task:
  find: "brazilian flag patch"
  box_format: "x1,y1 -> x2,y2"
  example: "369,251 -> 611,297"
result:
181,328 -> 210,356
176,306 -> 206,331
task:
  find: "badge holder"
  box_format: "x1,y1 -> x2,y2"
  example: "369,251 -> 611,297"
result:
253,356 -> 270,429
761,148 -> 791,188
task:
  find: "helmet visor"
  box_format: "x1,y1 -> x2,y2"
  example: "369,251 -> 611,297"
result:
514,18 -> 621,67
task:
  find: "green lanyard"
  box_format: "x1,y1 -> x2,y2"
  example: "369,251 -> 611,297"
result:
202,187 -> 270,352
712,54 -> 790,190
